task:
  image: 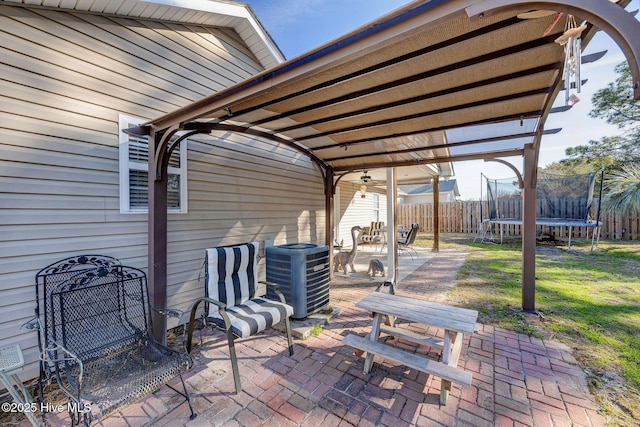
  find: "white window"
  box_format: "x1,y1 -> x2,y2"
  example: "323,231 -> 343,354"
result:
118,114 -> 188,213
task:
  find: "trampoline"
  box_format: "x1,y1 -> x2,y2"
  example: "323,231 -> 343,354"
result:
475,169 -> 604,250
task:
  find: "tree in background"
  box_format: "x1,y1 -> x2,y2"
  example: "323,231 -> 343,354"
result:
544,62 -> 639,213
602,163 -> 640,215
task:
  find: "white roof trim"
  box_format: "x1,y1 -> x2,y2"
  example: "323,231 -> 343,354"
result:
142,0 -> 284,63
2,0 -> 285,69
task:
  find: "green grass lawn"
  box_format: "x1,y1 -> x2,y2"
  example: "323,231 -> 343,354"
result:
414,233 -> 640,425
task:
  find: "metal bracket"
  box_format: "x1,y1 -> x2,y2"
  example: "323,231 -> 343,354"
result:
484,158 -> 524,189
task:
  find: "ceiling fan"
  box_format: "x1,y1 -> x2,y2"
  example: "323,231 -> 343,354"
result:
359,170 -> 382,198
359,170 -> 384,185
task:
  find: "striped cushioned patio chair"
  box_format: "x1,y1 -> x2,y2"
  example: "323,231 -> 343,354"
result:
187,242 -> 293,393
359,221 -> 385,245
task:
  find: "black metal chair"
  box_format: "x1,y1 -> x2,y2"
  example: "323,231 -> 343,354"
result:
26,262 -> 195,425
186,242 -> 294,393
398,223 -> 419,259
31,255 -> 121,407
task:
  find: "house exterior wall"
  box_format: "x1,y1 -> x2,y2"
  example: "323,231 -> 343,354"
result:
335,182 -> 387,248
0,4 -> 324,381
400,192 -> 457,204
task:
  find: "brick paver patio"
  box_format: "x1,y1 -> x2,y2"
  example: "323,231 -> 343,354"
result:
32,249 -> 606,426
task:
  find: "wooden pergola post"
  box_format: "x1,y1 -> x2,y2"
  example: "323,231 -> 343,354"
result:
148,129 -> 169,343
522,144 -> 537,312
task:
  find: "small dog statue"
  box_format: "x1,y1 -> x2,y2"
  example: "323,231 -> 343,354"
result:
367,258 -> 384,277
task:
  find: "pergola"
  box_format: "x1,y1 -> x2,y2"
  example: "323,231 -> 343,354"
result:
127,0 -> 640,340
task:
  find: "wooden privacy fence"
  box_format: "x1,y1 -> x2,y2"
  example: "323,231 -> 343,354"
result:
397,200 -> 640,241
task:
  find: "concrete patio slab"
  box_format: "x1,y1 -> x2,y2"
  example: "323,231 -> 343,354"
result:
333,244 -> 437,284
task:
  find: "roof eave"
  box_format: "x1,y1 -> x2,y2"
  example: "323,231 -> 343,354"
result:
2,0 -> 285,69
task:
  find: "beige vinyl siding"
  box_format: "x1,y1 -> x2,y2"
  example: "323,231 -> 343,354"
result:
2,0 -> 284,68
164,131 -> 325,312
336,182 -> 388,248
0,4 -> 323,381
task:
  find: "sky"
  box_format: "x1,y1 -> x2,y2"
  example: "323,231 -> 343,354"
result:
244,0 -> 639,200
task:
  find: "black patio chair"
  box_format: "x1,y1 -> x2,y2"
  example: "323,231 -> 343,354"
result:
31,255 -> 121,405
26,262 -> 195,425
398,223 -> 419,259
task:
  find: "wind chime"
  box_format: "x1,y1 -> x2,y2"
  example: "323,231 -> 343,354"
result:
554,15 -> 587,106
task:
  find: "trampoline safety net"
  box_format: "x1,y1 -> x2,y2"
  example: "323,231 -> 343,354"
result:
483,170 -> 602,222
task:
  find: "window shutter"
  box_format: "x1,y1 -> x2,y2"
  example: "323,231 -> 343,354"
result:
119,114 -> 187,213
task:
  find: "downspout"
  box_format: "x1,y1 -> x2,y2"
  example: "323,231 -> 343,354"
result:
325,166 -> 335,274
385,168 -> 398,286
432,176 -> 440,253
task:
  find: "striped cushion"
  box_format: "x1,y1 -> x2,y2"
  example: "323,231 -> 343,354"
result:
207,298 -> 294,338
206,242 -> 259,308
204,242 -> 293,338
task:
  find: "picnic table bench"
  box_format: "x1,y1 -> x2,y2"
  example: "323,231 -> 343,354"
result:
343,292 -> 478,404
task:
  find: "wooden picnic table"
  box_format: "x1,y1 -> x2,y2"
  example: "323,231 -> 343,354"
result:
343,292 -> 478,404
